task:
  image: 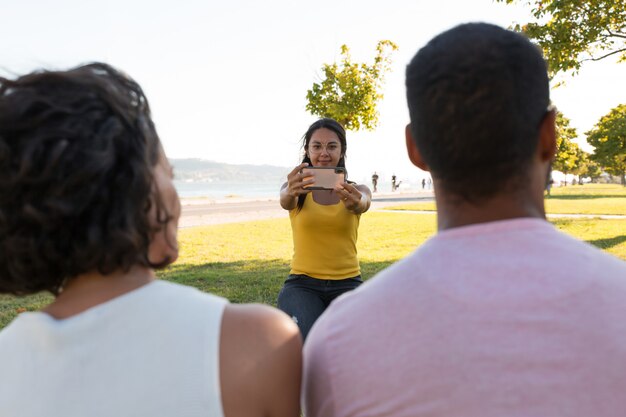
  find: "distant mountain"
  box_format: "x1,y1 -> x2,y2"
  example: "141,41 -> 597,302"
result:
170,158 -> 289,183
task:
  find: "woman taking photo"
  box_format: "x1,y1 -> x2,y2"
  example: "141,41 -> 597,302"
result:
279,118 -> 372,339
0,63 -> 301,417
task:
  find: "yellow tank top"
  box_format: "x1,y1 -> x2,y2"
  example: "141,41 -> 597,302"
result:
289,193 -> 361,279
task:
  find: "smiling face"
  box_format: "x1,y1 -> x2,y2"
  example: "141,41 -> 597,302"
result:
306,127 -> 344,167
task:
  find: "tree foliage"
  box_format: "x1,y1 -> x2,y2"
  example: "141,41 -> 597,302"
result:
576,153 -> 603,182
496,0 -> 626,76
305,40 -> 398,131
553,111 -> 580,174
587,104 -> 626,184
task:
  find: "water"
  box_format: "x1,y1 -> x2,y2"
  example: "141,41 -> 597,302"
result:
174,180 -> 282,199
174,179 -> 429,200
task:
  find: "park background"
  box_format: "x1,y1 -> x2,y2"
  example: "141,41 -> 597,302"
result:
1,0 -> 625,197
1,1 -> 626,326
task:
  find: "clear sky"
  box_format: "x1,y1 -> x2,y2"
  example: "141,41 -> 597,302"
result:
1,0 -> 624,184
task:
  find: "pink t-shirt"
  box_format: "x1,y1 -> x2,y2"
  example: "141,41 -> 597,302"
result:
304,218 -> 626,417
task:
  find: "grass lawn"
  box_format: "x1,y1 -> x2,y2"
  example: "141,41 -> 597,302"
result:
153,212 -> 437,305
386,184 -> 626,215
1,183 -> 625,329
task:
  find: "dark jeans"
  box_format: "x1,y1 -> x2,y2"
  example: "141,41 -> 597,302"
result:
277,274 -> 362,340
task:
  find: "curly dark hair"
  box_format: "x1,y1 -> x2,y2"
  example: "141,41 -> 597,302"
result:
0,63 -> 172,296
406,23 -> 550,202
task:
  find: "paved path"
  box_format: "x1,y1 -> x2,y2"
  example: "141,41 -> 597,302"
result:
179,191 -> 625,228
179,191 -> 434,228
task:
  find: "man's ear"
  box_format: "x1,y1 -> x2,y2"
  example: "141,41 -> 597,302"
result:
538,109 -> 557,162
405,124 -> 429,171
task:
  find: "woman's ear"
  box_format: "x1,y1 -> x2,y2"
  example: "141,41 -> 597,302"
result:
405,124 -> 429,171
147,153 -> 180,267
148,219 -> 179,266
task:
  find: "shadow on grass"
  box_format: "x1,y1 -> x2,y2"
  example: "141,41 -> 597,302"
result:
587,235 -> 626,250
159,259 -> 290,306
158,259 -> 397,307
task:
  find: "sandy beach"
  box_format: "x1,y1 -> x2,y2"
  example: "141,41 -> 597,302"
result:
179,190 -> 435,228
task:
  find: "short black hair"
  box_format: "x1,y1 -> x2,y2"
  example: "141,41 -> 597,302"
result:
0,63 -> 170,295
406,23 -> 550,202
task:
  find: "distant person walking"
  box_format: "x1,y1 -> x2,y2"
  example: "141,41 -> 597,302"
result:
372,172 -> 379,192
421,178 -> 426,189
391,174 -> 401,191
546,176 -> 554,196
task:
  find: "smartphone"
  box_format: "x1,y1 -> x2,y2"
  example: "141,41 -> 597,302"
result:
302,167 -> 346,190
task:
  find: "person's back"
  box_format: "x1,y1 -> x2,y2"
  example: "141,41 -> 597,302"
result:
305,219 -> 626,416
303,23 -> 626,417
0,63 -> 301,417
0,281 -> 226,416
0,281 -> 300,417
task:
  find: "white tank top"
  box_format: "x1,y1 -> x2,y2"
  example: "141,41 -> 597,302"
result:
0,280 -> 227,417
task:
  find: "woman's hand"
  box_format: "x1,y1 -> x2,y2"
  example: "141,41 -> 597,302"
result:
335,183 -> 371,214
285,163 -> 315,197
280,163 -> 314,210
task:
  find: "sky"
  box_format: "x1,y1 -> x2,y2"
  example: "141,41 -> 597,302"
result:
1,0 -> 624,185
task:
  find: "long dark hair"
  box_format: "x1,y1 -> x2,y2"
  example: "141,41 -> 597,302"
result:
296,118 -> 347,212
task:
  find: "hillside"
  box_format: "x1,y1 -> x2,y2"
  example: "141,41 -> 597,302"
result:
170,158 -> 289,182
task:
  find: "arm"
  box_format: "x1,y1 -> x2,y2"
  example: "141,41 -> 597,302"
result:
280,163 -> 314,211
334,183 -> 372,214
280,182 -> 297,211
220,304 -> 302,417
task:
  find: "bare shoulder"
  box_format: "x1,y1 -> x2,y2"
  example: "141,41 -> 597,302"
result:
221,303 -> 300,348
220,304 -> 302,417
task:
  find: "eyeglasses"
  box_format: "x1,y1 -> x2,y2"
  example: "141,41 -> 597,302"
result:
308,142 -> 341,154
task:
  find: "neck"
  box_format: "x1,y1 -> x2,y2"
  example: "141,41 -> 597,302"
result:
42,265 -> 156,320
434,185 -> 546,231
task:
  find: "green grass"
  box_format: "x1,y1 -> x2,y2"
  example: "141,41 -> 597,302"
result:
548,183 -> 626,197
546,184 -> 626,215
2,184 -> 626,329
155,212 -> 437,305
0,293 -> 54,329
386,184 -> 626,215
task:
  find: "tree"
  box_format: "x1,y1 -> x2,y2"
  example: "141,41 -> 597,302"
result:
570,148 -> 599,184
553,112 -> 580,176
578,156 -> 603,182
496,0 -> 626,76
305,40 -> 398,131
587,104 -> 626,185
